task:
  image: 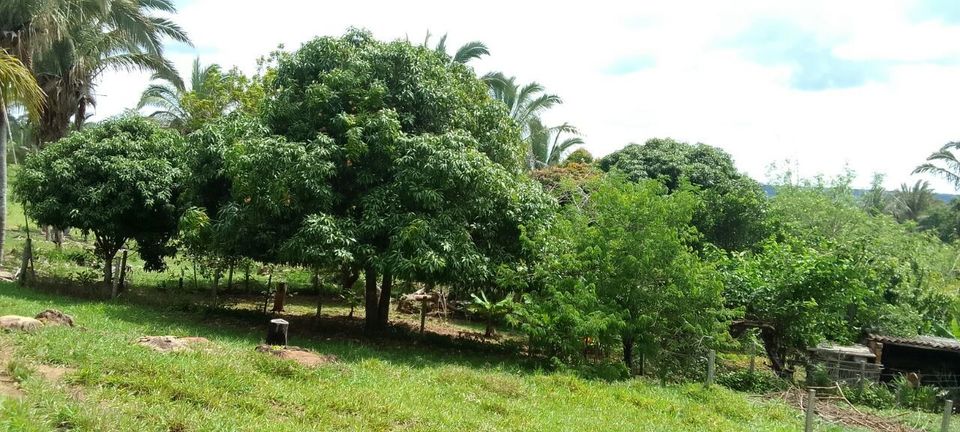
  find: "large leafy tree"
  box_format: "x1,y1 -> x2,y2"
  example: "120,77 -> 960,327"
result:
15,116 -> 185,288
519,176 -> 726,375
599,138 -> 770,251
0,49 -> 44,264
258,29 -> 552,332
731,177 -> 958,376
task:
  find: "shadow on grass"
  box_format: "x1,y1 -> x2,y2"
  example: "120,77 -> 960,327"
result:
0,280 -> 543,376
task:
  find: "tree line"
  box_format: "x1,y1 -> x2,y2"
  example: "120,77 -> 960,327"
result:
3,2 -> 960,379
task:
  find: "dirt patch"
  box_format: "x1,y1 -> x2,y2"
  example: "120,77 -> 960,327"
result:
34,309 -> 75,327
773,388 -> 922,432
0,343 -> 23,399
255,345 -> 337,367
35,364 -> 76,382
136,336 -> 211,353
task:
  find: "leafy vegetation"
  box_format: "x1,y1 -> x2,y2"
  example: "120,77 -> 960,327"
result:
1,4 -> 960,430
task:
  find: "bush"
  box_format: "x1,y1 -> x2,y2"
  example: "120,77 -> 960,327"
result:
841,381 -> 896,410
717,370 -> 789,393
893,375 -> 944,412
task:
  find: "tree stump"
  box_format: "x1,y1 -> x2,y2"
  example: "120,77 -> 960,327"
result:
271,282 -> 287,312
266,318 -> 289,346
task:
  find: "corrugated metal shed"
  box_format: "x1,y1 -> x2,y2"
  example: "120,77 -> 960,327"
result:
867,334 -> 960,353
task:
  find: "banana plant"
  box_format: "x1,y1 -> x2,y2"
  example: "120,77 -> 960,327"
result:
468,291 -> 514,338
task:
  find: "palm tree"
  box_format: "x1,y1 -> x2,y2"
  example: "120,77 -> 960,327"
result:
888,180 -> 936,223
528,118 -> 584,169
482,72 -> 562,135
0,49 -> 44,265
4,0 -> 189,146
421,31 -> 489,65
915,142 -> 960,190
138,58 -> 226,132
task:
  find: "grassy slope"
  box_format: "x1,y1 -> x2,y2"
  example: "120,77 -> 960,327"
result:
0,284 -> 839,432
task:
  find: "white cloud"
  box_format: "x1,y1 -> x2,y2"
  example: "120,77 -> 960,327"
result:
89,0 -> 960,192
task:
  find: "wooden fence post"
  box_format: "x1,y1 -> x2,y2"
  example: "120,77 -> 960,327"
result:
705,350 -> 716,387
805,389 -> 816,432
419,300 -> 428,334
942,399 -> 953,432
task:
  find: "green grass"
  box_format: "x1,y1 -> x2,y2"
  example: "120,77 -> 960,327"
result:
0,284 -> 841,432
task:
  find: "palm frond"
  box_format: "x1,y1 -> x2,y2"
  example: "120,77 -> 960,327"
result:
452,41 -> 489,64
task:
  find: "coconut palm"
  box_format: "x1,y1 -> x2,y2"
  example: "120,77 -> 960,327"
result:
482,72 -> 562,135
528,118 -> 583,169
915,142 -> 960,190
0,49 -> 44,264
138,58 -> 227,132
888,180 -> 936,223
4,0 -> 189,145
421,31 -> 489,65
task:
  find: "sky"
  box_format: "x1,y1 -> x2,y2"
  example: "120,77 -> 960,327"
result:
90,0 -> 960,192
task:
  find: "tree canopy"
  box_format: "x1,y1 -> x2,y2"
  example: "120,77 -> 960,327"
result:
599,138 -> 770,251
15,116 -> 185,285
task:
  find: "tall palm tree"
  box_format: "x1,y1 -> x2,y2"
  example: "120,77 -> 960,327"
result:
4,0 -> 189,146
888,180 -> 936,223
482,72 -> 562,136
915,142 -> 960,190
528,118 -> 583,169
138,58 -> 229,132
0,49 -> 44,264
421,31 -> 489,65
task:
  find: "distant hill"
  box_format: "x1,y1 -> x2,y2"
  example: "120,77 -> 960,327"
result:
761,185 -> 959,203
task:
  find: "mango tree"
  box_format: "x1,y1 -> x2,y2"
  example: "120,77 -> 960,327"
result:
262,30 -> 552,333
16,116 -> 185,289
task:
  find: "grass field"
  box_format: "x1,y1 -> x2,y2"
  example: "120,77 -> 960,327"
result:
0,283 -> 848,432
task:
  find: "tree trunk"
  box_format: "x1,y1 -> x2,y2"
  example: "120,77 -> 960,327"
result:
212,270 -> 220,302
364,266 -> 379,333
759,329 -> 792,378
265,318 -> 289,346
117,249 -> 128,294
0,102 -> 8,267
485,314 -> 494,338
377,269 -> 392,329
313,271 -> 322,318
226,262 -> 234,293
622,336 -> 635,371
105,253 -> 115,293
271,282 -> 287,312
244,263 -> 251,292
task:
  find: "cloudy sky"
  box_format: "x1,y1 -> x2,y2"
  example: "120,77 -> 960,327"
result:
91,0 -> 960,191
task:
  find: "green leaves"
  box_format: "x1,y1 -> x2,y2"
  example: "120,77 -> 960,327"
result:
518,175 -> 727,373
16,115 -> 185,270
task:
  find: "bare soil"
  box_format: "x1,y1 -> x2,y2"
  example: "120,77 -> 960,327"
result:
773,388 -> 923,432
136,336 -> 212,353
255,345 -> 337,367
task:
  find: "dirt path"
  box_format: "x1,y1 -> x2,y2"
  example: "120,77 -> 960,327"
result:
771,388 -> 923,432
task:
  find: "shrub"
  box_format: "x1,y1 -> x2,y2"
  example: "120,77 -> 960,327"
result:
717,370 -> 789,393
893,375 -> 944,412
841,381 -> 896,410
